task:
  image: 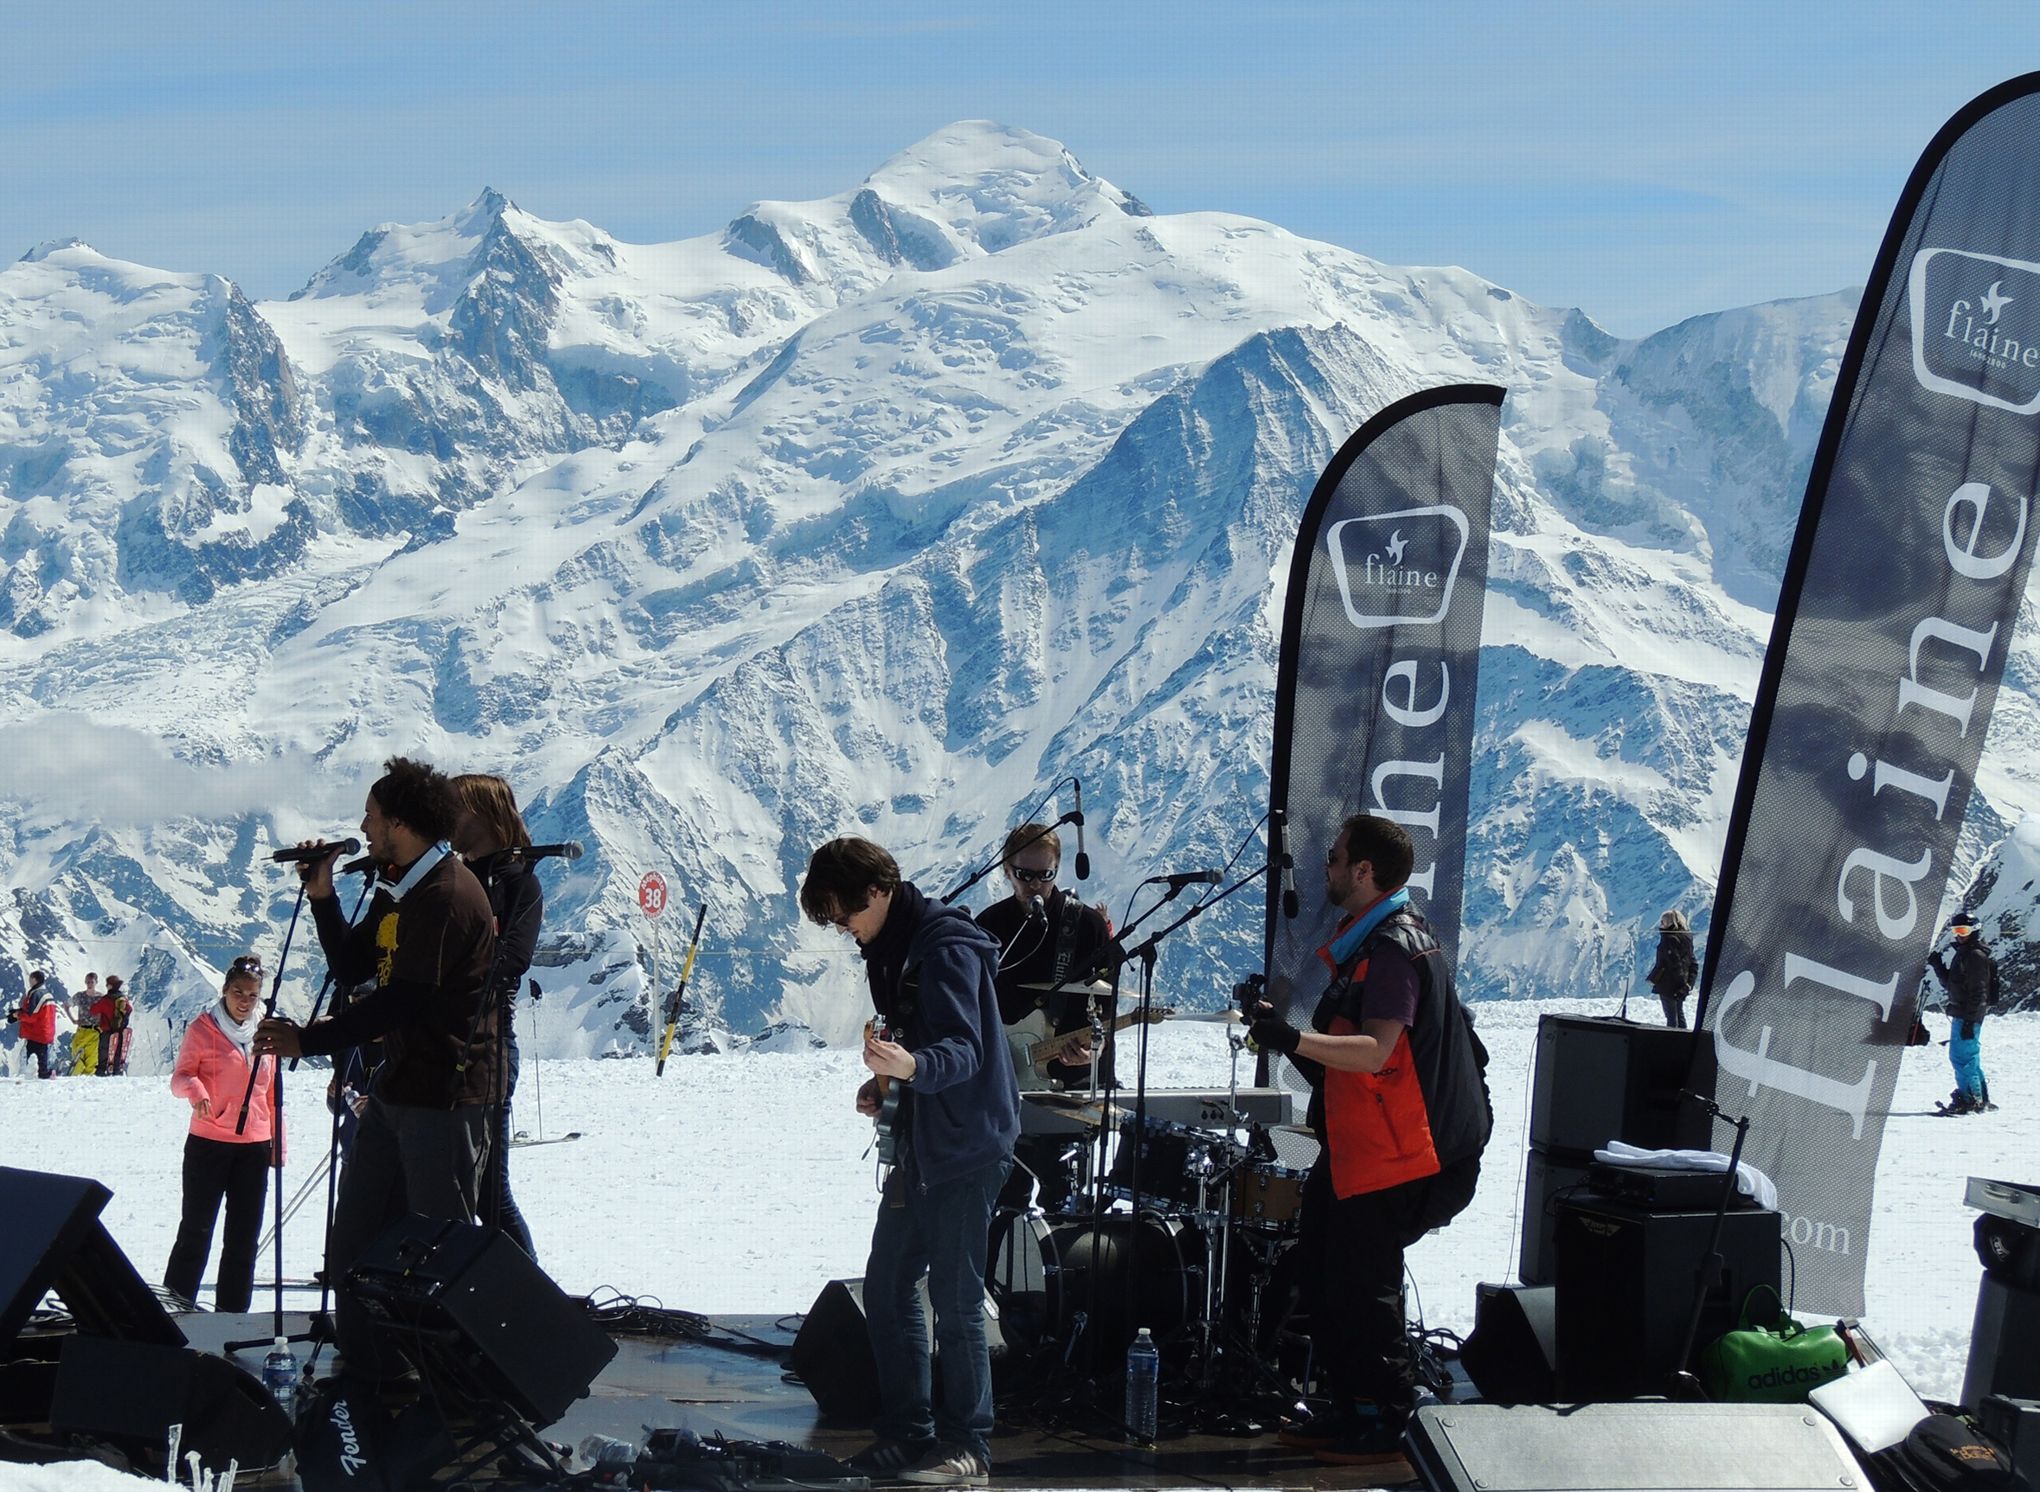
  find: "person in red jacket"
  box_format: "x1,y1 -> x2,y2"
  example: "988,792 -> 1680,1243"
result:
92,975 -> 134,1077
164,956 -> 280,1312
1250,815 -> 1491,1471
10,970 -> 62,1078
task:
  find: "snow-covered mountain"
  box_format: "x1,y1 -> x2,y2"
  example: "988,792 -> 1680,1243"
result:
5,120 -> 2036,1068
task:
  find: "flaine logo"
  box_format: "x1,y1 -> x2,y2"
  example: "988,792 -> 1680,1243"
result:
1910,246 -> 2040,413
1325,505 -> 1469,629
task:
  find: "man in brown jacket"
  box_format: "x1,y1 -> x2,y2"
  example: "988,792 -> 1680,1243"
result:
258,755 -> 496,1381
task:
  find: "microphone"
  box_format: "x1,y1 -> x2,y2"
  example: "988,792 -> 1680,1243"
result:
1026,895 -> 1047,923
1275,808 -> 1299,920
338,855 -> 378,877
1072,779 -> 1090,881
516,841 -> 586,863
1144,870 -> 1223,889
270,838 -> 361,864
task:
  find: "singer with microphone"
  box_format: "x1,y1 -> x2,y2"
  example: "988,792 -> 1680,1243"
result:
974,822 -> 1113,1089
1248,814 -> 1490,1472
450,773 -> 543,1262
253,756 -> 496,1393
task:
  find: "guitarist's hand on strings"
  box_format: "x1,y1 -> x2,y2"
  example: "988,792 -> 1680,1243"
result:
863,1032 -> 917,1082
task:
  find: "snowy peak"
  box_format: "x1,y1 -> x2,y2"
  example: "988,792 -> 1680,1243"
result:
860,121 -> 1149,255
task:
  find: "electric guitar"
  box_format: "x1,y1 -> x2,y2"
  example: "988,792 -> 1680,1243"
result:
864,1018 -> 904,1166
1004,1005 -> 1175,1092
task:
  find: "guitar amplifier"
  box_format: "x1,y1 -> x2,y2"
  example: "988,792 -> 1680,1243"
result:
346,1215 -> 615,1426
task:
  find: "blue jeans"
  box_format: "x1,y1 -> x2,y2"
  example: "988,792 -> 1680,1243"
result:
864,1157 -> 1009,1458
1950,1018 -> 1987,1101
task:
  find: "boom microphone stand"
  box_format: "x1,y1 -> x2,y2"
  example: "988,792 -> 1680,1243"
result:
1670,1089 -> 1753,1398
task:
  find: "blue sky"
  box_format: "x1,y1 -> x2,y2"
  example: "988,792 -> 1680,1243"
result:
3,3 -> 2038,337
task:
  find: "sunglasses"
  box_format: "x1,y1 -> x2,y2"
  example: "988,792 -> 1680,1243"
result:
1011,867 -> 1057,885
229,956 -> 267,979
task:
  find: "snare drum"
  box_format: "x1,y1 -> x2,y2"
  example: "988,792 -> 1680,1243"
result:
1231,1160 -> 1309,1232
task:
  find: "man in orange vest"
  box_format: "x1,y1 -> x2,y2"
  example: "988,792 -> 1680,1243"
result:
1251,814 -> 1491,1472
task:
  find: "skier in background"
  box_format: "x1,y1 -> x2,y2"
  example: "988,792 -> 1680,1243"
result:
70,972 -> 101,1076
10,970 -> 63,1078
1928,912 -> 1997,1115
1647,910 -> 1698,1029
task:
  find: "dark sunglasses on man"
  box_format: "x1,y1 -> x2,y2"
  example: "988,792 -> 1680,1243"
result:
1011,867 -> 1056,885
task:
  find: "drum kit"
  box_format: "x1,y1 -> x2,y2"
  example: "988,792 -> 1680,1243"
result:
985,994 -> 1319,1401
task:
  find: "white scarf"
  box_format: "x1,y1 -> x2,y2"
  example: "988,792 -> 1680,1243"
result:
383,842 -> 450,904
211,999 -> 262,1058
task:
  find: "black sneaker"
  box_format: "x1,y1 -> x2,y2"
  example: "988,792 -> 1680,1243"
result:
896,1443 -> 989,1487
848,1439 -> 935,1477
1311,1412 -> 1414,1478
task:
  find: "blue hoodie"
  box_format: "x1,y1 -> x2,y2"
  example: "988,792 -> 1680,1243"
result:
866,882 -> 1020,1185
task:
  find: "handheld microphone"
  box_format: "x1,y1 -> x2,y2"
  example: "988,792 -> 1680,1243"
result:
1072,778 -> 1090,881
1144,870 -> 1223,889
516,841 -> 585,863
1275,808 -> 1299,920
270,838 -> 362,864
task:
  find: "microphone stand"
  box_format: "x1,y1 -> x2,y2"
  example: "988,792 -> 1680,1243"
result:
1670,1089 -> 1753,1399
1066,864 -> 1269,1420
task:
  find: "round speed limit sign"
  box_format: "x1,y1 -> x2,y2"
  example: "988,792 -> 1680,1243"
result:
638,871 -> 669,918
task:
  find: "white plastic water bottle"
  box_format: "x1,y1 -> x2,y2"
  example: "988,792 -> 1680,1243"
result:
579,1434 -> 638,1482
1124,1326 -> 1159,1443
260,1336 -> 298,1422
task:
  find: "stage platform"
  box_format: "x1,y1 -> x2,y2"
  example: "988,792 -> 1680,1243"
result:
154,1303 -> 1416,1491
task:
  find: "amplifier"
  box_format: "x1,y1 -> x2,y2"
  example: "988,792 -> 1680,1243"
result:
1529,1016 -> 1715,1155
1586,1163 -> 1751,1212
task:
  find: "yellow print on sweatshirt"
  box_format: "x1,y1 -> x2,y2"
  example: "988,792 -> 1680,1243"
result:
376,910 -> 400,986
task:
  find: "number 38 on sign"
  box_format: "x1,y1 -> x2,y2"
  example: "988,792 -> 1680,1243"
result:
638,871 -> 668,918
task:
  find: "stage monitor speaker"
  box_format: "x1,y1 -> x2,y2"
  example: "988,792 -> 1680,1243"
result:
1553,1193 -> 1780,1400
346,1214 -> 615,1427
1517,1147 -> 1594,1287
50,1335 -> 291,1471
1965,1275 -> 2040,1409
790,1278 -> 883,1422
0,1166 -> 185,1350
788,1276 -> 1000,1420
1528,1016 -> 1716,1155
1406,1400 -> 1867,1492
1460,1283 -> 1556,1404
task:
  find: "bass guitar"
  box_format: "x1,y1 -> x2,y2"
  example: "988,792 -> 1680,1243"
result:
864,1018 -> 904,1166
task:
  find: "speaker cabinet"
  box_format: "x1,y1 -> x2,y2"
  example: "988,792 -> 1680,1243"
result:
1528,1016 -> 1716,1155
346,1214 -> 615,1428
1406,1401 -> 1867,1492
1518,1149 -> 1594,1287
0,1166 -> 184,1350
1553,1193 -> 1780,1400
1965,1275 -> 2040,1409
790,1278 -> 884,1421
1461,1283 -> 1557,1405
50,1336 -> 292,1471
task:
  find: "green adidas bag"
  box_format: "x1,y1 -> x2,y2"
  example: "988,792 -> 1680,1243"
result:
1696,1285 -> 1850,1403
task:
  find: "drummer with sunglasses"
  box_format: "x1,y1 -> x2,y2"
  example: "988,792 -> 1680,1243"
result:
974,823 -> 1113,1090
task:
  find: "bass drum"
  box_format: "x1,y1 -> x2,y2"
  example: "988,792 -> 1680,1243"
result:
988,1212 -> 1203,1362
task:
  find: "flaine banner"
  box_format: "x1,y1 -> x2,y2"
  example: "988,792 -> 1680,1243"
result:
1699,74 -> 2040,1314
1264,385 -> 1504,1029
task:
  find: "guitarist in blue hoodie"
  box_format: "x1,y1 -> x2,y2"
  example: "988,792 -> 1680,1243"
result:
801,837 -> 1020,1489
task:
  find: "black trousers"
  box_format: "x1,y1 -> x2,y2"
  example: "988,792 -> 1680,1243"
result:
164,1134 -> 272,1312
26,1040 -> 53,1078
477,1040 -> 536,1260
1294,1150 -> 1480,1419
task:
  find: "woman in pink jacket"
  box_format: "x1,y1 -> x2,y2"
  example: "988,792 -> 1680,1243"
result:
164,956 -> 279,1311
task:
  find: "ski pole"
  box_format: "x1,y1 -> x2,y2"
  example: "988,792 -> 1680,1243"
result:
656,903 -> 710,1076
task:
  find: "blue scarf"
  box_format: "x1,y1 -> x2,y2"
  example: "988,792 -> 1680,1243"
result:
1328,887 -> 1411,967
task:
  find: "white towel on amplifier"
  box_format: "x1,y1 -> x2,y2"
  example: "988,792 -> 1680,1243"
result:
1593,1139 -> 1780,1210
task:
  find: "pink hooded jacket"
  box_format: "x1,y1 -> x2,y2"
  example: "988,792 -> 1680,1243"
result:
170,1007 -> 283,1156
